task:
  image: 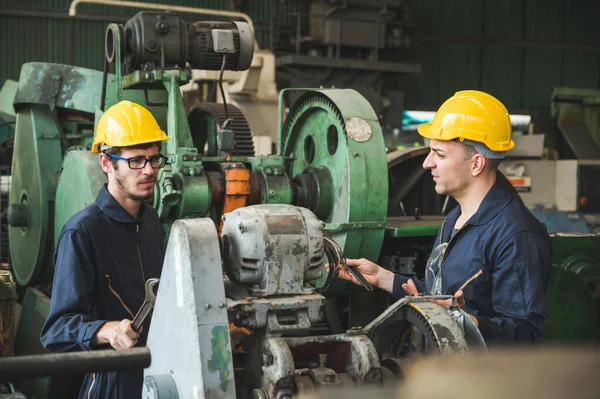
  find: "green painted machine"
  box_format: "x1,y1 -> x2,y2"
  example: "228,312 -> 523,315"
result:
4,10 -> 392,397
2,9 -> 600,399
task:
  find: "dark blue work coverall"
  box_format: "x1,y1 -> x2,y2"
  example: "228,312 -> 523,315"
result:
41,185 -> 165,398
392,179 -> 552,343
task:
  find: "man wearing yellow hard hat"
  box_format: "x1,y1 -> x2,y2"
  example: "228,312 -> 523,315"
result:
339,90 -> 552,344
41,101 -> 170,398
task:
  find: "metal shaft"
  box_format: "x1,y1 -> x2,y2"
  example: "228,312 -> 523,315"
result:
0,348 -> 151,380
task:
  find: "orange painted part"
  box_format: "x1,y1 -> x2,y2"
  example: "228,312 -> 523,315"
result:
219,168 -> 251,234
229,321 -> 252,353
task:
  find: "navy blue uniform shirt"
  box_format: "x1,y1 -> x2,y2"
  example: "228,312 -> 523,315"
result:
392,179 -> 552,343
41,184 -> 165,398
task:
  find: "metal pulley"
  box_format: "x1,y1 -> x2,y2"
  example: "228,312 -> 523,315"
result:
280,89 -> 389,293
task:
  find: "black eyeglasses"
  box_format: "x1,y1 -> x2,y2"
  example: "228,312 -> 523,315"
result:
110,154 -> 168,170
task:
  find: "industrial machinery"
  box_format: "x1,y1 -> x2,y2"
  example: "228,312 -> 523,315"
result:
2,10 -> 478,399
551,87 -> 600,160
2,7 -> 600,399
272,0 -> 420,148
143,204 -> 483,398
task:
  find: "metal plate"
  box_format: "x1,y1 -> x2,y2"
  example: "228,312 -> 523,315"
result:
345,117 -> 372,142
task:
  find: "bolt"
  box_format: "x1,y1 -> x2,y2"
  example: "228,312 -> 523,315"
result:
145,72 -> 153,80
181,166 -> 190,175
194,166 -> 202,175
325,370 -> 335,382
219,302 -> 226,308
205,303 -> 212,309
268,189 -> 275,196
319,353 -> 327,368
273,168 -> 283,176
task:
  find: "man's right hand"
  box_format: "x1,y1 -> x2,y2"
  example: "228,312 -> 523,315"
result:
93,319 -> 140,349
330,258 -> 395,293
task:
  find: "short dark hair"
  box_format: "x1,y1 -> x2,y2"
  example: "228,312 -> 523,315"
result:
462,143 -> 501,171
102,142 -> 162,169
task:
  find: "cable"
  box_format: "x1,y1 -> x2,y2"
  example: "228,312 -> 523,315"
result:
218,55 -> 229,122
320,236 -> 373,293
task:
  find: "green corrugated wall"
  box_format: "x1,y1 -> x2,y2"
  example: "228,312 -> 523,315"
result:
1,0 -> 599,121
397,0 -> 600,113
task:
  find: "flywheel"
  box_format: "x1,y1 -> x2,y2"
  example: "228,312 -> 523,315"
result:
280,89 -> 388,293
54,151 -> 106,249
351,297 -> 486,370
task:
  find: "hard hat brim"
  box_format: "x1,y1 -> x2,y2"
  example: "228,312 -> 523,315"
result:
92,135 -> 170,153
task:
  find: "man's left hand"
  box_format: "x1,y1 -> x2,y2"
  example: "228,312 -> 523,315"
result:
429,289 -> 466,308
401,283 -> 479,327
430,290 -> 479,327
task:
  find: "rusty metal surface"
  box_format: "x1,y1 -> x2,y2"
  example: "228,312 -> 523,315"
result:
349,296 -> 470,356
144,218 -> 235,398
227,293 -> 325,335
13,62 -> 104,113
261,333 -> 382,398
222,204 -> 324,297
261,338 -> 296,398
0,270 -> 17,356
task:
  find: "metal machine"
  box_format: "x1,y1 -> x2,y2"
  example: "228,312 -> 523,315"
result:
2,10 -> 479,399
2,7 -> 600,399
143,204 -> 482,398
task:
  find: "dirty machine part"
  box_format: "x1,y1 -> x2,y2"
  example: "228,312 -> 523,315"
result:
143,205 -> 479,399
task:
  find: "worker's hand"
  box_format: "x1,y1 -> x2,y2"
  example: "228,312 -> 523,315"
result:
429,289 -> 466,308
428,291 -> 479,327
93,319 -> 140,350
329,258 -> 395,293
401,279 -> 420,296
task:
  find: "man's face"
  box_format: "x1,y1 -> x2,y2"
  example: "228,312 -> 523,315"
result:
422,139 -> 473,196
110,146 -> 160,201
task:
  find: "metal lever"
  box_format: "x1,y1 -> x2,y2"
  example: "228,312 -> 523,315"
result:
132,278 -> 159,332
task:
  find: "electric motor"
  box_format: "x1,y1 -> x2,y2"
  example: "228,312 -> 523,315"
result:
221,205 -> 325,296
118,11 -> 254,72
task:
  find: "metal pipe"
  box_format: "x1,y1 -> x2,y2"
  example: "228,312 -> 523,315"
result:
0,348 -> 151,380
0,8 -> 128,22
68,0 -> 259,49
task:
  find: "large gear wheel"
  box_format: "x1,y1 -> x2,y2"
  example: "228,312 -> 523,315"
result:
280,89 -> 389,294
188,102 -> 254,156
354,298 -> 474,362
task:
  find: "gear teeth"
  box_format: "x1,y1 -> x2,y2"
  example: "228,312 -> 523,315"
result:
282,93 -> 346,154
188,103 -> 254,156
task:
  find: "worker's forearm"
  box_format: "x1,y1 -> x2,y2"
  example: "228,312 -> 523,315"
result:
377,268 -> 396,293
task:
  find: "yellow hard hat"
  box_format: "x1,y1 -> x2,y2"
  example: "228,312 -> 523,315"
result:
91,101 -> 170,153
418,90 -> 514,153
